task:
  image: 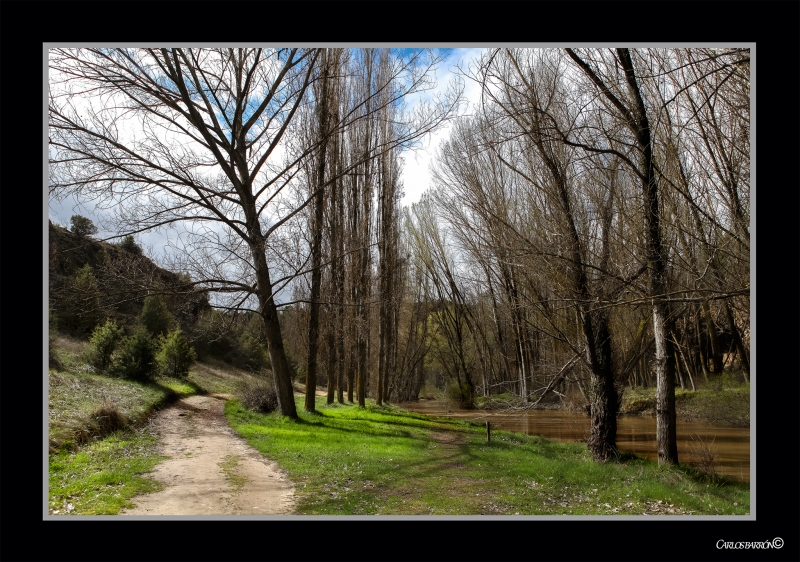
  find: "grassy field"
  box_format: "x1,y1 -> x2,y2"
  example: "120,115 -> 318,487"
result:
49,426 -> 166,515
225,396 -> 750,516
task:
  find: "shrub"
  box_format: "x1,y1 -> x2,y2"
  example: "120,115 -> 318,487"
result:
445,382 -> 475,409
70,215 -> 98,237
140,295 -> 174,337
89,399 -> 127,435
109,326 -> 158,381
49,338 -> 62,370
238,333 -> 271,371
156,328 -> 197,379
687,434 -> 718,478
236,378 -> 279,413
118,235 -> 143,255
85,320 -> 124,372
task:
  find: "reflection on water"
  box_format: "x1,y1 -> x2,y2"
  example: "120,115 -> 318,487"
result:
399,399 -> 750,482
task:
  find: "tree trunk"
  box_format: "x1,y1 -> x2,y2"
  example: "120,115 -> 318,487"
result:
251,235 -> 298,418
724,301 -> 749,380
695,310 -> 710,382
586,310 -> 618,461
617,48 -> 678,465
304,50 -> 332,412
702,301 -> 723,374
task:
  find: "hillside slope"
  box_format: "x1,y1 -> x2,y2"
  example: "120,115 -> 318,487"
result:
48,221 -> 210,334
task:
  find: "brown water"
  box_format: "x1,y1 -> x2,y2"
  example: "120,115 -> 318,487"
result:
399,399 -> 750,482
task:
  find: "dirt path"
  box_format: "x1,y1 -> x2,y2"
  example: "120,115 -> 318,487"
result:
121,394 -> 295,516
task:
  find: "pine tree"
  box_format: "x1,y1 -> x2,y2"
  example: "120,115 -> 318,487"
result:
157,328 -> 197,379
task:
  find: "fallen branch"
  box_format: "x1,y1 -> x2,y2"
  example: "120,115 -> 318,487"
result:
530,354 -> 581,409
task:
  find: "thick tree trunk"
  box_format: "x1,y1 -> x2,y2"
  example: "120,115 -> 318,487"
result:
356,193 -> 371,407
251,238 -> 297,418
586,311 -> 618,462
520,82 -> 618,461
326,171 -> 339,405
326,324 -> 337,404
303,163 -> 326,411
347,364 -> 355,403
616,48 -> 680,465
652,304 -> 678,465
376,154 -> 389,405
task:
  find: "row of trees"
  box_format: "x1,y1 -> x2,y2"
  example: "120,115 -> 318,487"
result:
406,48 -> 749,464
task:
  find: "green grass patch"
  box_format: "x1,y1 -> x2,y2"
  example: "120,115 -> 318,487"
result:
219,455 -> 247,492
185,358 -> 263,394
47,366 -> 189,515
48,370 -> 179,451
226,396 -> 750,516
48,427 -> 166,515
156,375 -> 204,398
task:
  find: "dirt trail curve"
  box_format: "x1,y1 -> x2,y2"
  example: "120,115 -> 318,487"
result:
121,394 -> 295,516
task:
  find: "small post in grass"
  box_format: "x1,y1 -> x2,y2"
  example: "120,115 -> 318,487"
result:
486,421 -> 491,442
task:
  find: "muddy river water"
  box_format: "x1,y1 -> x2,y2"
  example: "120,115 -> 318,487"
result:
399,399 -> 750,482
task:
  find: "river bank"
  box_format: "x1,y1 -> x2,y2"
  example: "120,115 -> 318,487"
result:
400,399 -> 750,482
454,373 -> 751,429
224,396 -> 749,515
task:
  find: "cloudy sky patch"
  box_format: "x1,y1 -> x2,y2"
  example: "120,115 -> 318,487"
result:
398,47 -> 487,207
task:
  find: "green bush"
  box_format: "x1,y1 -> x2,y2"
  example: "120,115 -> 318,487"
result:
140,295 -> 174,337
156,328 -> 197,379
446,382 -> 475,409
109,326 -> 158,381
85,320 -> 124,372
118,235 -> 143,255
70,215 -> 98,237
238,333 -> 271,371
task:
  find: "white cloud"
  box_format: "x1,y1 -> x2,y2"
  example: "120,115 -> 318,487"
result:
399,48 -> 488,208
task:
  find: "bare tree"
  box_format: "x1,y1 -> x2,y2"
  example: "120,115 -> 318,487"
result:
558,48 -> 680,464
49,47 -> 462,418
408,195 -> 478,407
303,49 -> 335,412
